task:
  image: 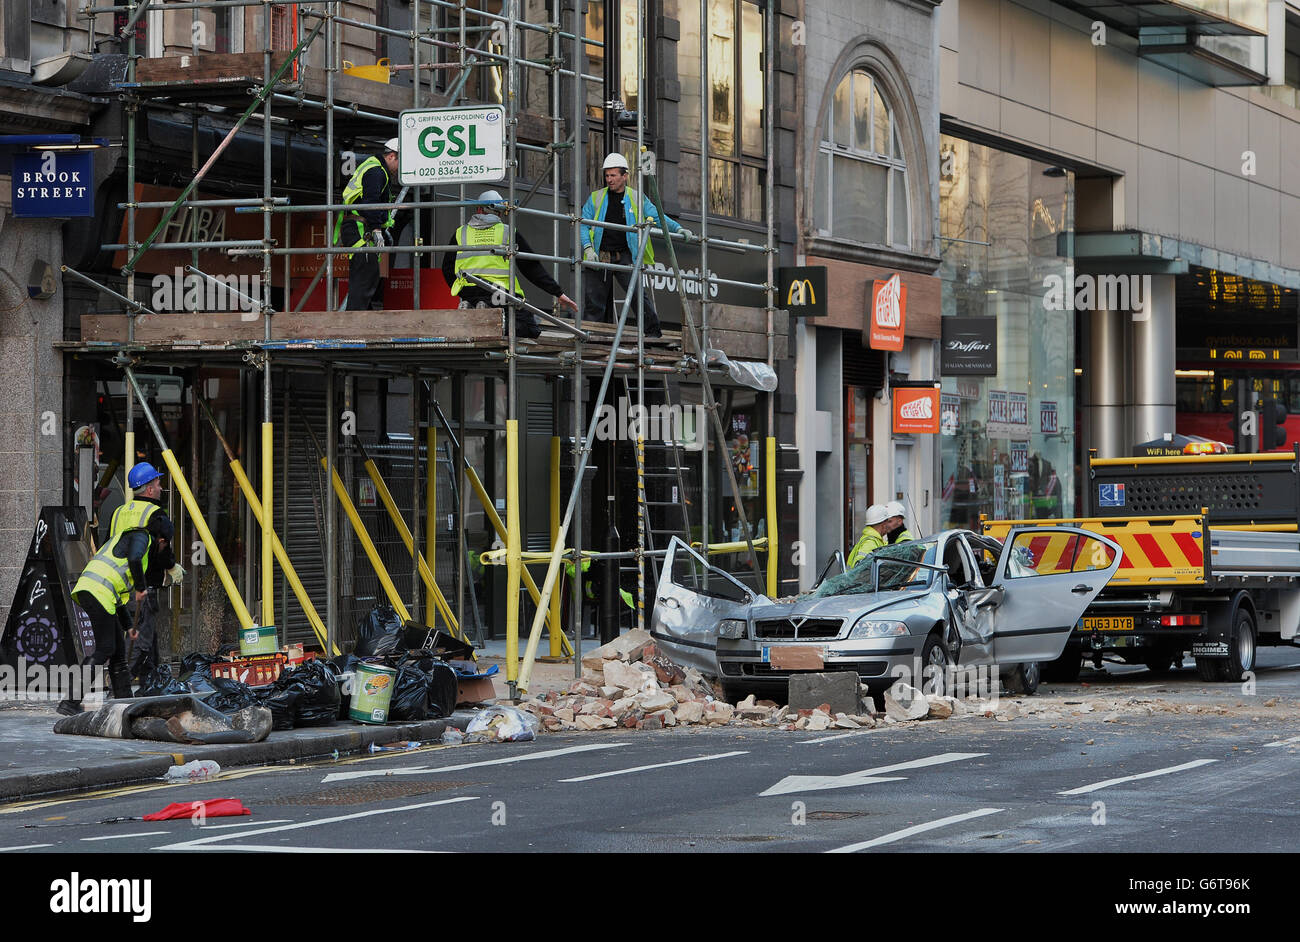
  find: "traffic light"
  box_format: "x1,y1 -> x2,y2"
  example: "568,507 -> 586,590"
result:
1261,398 -> 1288,451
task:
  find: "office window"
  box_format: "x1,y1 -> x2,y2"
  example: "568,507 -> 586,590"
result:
667,0 -> 766,222
815,69 -> 910,249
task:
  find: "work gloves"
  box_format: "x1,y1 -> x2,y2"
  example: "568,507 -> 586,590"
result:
678,228 -> 695,241
165,564 -> 186,586
370,228 -> 392,247
582,246 -> 597,263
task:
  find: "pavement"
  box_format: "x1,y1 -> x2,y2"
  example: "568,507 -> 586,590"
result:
0,637 -> 584,803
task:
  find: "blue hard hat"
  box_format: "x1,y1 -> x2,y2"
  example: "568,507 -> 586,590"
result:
128,462 -> 164,489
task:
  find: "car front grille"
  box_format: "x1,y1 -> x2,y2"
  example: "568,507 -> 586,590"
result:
754,617 -> 843,641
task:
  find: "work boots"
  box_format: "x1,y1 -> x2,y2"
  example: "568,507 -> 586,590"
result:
108,662 -> 134,700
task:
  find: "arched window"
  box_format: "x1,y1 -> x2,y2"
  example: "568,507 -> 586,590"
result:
814,69 -> 909,248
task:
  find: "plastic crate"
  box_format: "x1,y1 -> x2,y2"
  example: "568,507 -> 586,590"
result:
212,652 -> 288,688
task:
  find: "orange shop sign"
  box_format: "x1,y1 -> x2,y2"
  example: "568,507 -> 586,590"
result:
892,386 -> 940,434
869,273 -> 907,351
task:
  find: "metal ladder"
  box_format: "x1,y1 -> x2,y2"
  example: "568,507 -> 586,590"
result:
619,373 -> 695,592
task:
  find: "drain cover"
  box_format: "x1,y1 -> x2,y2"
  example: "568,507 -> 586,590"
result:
262,780 -> 472,806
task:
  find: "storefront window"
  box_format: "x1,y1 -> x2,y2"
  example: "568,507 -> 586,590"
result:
938,137 -> 1075,528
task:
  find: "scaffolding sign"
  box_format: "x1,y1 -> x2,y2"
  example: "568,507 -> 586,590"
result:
398,107 -> 506,185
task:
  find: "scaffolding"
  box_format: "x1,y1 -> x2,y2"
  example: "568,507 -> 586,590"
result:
62,0 -> 782,695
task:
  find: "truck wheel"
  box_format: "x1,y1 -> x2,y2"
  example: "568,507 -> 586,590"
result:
1042,646 -> 1082,683
1003,661 -> 1040,696
1196,608 -> 1256,683
1224,608 -> 1256,682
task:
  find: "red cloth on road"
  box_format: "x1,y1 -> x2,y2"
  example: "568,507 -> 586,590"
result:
143,798 -> 252,821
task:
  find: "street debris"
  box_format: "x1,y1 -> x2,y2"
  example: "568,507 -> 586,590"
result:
53,696 -> 272,744
163,759 -> 221,782
143,798 -> 251,821
465,704 -> 539,743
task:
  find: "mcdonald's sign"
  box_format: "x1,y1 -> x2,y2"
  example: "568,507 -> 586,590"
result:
777,266 -> 827,316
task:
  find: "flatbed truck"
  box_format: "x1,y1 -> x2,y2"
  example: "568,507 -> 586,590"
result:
983,449 -> 1300,682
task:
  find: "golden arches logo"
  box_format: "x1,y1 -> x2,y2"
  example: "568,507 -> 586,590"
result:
786,279 -> 816,306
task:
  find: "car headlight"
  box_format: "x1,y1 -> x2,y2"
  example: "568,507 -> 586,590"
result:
717,618 -> 747,639
849,618 -> 908,639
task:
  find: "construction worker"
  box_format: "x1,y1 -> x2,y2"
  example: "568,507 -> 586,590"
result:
580,152 -> 693,338
57,463 -> 179,716
847,503 -> 891,568
441,190 -> 578,340
108,463 -> 184,681
884,499 -> 915,544
336,137 -> 400,312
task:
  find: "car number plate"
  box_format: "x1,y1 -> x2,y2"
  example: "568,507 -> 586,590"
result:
1080,616 -> 1134,631
762,645 -> 825,670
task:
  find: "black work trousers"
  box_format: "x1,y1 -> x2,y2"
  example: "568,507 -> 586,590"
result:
457,286 -> 539,336
583,248 -> 660,335
345,251 -> 384,311
74,591 -> 133,699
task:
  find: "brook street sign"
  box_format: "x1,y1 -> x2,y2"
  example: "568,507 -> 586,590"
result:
398,106 -> 506,185
776,265 -> 827,316
11,152 -> 94,218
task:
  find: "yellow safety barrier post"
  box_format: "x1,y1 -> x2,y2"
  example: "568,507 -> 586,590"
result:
123,368 -> 254,630
197,396 -> 336,653
766,436 -> 778,597
506,419 -> 522,683
426,426 -> 437,623
123,430 -> 134,503
262,421 -> 274,631
549,437 -> 563,658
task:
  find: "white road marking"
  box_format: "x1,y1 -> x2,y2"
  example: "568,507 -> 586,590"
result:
191,845 -> 441,853
797,730 -> 876,745
197,818 -> 293,829
196,815 -> 293,831
761,752 -> 988,797
81,831 -> 170,842
321,742 -> 627,783
1057,759 -> 1219,796
559,751 -> 748,782
0,843 -> 54,851
1263,735 -> 1300,748
827,808 -> 1005,853
153,796 -> 479,851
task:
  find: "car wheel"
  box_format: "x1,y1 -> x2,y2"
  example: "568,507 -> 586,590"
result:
1004,661 -> 1040,696
1042,645 -> 1082,683
919,633 -> 951,696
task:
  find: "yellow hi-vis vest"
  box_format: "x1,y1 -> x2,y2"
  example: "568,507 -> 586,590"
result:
109,500 -> 159,541
450,222 -> 521,297
847,527 -> 888,568
333,155 -> 392,257
75,529 -> 152,613
589,187 -> 652,265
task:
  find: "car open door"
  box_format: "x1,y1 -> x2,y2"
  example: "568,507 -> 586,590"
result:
651,537 -> 760,675
987,526 -> 1123,665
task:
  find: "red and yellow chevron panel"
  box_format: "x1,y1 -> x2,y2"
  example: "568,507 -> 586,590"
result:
982,516 -> 1206,586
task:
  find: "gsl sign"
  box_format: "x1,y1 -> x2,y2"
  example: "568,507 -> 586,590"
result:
398,106 -> 506,185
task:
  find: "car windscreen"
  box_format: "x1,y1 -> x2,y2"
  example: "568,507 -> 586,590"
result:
812,540 -> 938,597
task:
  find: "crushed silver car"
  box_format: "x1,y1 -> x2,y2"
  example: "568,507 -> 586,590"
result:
651,527 -> 1122,701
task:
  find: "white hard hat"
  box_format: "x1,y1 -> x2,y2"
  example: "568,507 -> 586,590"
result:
478,189 -> 505,207
885,500 -> 906,519
865,504 -> 890,526
383,138 -> 399,153
602,152 -> 629,171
